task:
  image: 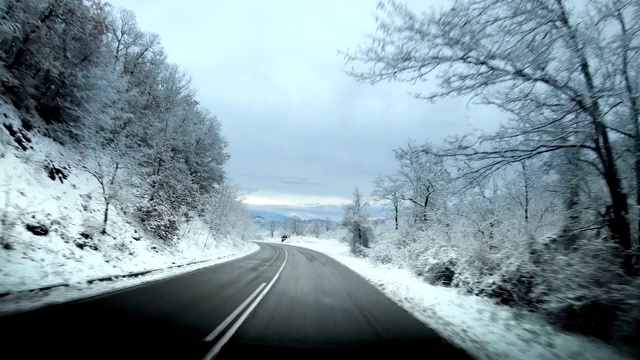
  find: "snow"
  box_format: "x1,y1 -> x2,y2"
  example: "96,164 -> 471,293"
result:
0,98 -> 630,358
0,103 -> 258,314
0,244 -> 257,315
276,236 -> 632,360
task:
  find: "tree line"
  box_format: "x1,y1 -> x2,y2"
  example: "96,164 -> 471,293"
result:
341,0 -> 640,351
0,0 -> 251,242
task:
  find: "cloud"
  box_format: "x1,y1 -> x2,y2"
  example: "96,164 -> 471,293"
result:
243,191 -> 349,207
107,0 -> 507,209
276,177 -> 324,186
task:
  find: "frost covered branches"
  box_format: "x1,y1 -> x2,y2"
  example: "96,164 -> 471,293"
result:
0,0 -> 249,243
342,188 -> 373,256
345,0 -> 640,350
344,0 -> 640,275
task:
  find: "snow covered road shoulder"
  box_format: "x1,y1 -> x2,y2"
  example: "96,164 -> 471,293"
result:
0,242 -> 258,315
278,236 -> 631,360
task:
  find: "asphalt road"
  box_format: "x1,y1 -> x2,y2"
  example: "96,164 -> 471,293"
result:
0,243 -> 471,360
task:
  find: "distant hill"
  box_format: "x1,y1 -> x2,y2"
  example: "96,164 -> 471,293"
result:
249,211 -> 341,232
250,210 -> 381,228
302,218 -> 334,227
249,210 -> 290,222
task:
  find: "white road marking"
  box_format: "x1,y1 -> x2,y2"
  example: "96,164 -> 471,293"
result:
203,282 -> 266,342
202,248 -> 289,360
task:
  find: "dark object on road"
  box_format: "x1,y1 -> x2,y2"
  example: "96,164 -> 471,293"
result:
281,234 -> 288,242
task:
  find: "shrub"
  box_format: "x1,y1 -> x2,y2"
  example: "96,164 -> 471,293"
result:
135,201 -> 179,243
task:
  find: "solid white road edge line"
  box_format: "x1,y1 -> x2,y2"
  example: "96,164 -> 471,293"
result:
202,248 -> 289,360
203,282 -> 266,342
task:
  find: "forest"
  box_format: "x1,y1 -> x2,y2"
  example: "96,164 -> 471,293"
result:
340,0 -> 640,350
0,0 -> 251,246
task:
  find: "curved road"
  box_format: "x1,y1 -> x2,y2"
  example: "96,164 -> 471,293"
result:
0,243 -> 471,359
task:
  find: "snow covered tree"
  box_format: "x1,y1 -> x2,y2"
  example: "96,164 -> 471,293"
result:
344,0 -> 636,275
0,1 -> 239,246
284,215 -> 304,236
308,222 -> 323,238
0,0 -> 112,126
268,221 -> 277,238
503,159 -> 560,236
393,140 -> 451,224
343,188 -> 373,256
203,182 -> 253,244
372,174 -> 405,230
323,217 -> 333,232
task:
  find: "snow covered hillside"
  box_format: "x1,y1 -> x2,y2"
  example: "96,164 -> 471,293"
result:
274,236 -> 632,360
0,103 -> 257,313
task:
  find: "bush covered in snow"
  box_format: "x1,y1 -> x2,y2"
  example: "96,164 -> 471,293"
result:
341,0 -> 640,355
135,201 -> 179,243
355,142 -> 640,354
342,188 -> 374,257
364,217 -> 640,354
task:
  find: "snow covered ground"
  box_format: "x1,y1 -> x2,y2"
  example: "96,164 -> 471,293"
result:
273,236 -> 632,360
0,103 -> 258,314
0,243 -> 257,315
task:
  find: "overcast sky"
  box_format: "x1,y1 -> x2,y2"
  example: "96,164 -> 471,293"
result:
107,0 -> 505,219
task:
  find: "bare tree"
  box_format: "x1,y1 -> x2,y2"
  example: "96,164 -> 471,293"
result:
323,217 -> 333,232
284,215 -> 304,236
343,188 -> 373,256
372,174 -> 405,230
394,140 -> 451,224
79,151 -> 121,235
344,0 -> 635,274
309,222 -> 323,238
504,159 -> 559,236
596,0 -> 640,246
268,221 -> 277,238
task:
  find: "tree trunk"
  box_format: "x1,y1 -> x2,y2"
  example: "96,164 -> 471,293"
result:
598,122 -> 633,275
634,112 -> 640,252
394,202 -> 399,230
561,147 -> 581,250
101,201 -> 109,235
423,196 -> 429,223
556,0 -> 633,274
521,161 -> 529,225
618,9 -> 640,260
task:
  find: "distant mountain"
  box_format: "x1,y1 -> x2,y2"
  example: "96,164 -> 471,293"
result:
249,211 -> 341,230
302,218 -> 333,226
250,209 -> 377,227
249,210 -> 290,222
